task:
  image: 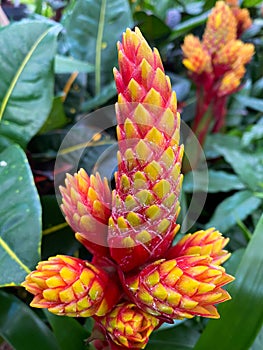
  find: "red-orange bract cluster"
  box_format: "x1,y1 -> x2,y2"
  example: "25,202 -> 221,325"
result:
182,1 -> 254,135
23,28 -> 234,350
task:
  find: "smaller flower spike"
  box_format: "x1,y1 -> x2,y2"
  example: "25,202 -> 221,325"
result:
166,228 -> 231,265
22,255 -> 121,317
125,256 -> 234,321
225,0 -> 252,37
60,169 -> 111,256
98,302 -> 159,349
202,1 -> 237,54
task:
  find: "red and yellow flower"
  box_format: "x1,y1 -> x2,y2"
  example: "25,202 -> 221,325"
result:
23,27 -> 234,349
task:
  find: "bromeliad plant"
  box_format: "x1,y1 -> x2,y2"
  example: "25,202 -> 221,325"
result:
23,28 -> 234,349
182,1 -> 254,145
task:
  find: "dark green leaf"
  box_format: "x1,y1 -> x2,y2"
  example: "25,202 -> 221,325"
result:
65,0 -> 133,96
45,311 -> 89,350
169,11 -> 209,41
194,214 -> 263,350
55,55 -> 94,74
183,170 -> 245,193
81,81 -> 116,112
39,96 -> 69,133
0,21 -> 61,150
0,145 -> 42,286
147,322 -> 199,350
41,195 -> 81,260
0,290 -> 59,350
134,12 -> 171,41
205,190 -> 262,233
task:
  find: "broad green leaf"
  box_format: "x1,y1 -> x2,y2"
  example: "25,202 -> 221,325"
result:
0,21 -> 61,150
250,326 -> 263,350
242,0 -> 263,7
206,134 -> 263,192
169,11 -> 209,41
0,145 -> 41,286
55,55 -> 94,74
65,0 -> 133,96
194,214 -> 263,350
45,311 -> 89,350
183,170 -> 245,193
0,290 -> 59,350
235,95 -> 263,113
205,190 -> 262,233
39,96 -> 69,133
147,322 -> 199,350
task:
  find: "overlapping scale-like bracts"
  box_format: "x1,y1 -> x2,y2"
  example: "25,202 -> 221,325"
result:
166,228 -> 230,265
108,27 -> 184,272
98,302 -> 159,349
22,255 -> 121,317
125,255 -> 234,321
60,169 -> 111,256
202,1 -> 237,54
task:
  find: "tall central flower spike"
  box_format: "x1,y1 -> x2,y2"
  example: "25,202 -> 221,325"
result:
182,1 -> 254,138
109,27 -> 183,272
23,28 -> 235,350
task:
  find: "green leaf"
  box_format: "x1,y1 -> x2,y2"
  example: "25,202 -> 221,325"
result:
81,81 -> 116,112
134,12 -> 171,41
183,170 -> 245,193
242,0 -> 263,7
65,0 -> 133,96
39,96 -> 69,133
55,55 -> 94,74
0,290 -> 59,350
147,322 -> 199,350
45,311 -> 89,350
205,190 -> 262,233
194,214 -> 263,350
250,326 -> 263,350
0,145 -> 41,286
206,134 -> 263,192
0,21 -> 61,150
169,11 -> 209,41
235,95 -> 263,113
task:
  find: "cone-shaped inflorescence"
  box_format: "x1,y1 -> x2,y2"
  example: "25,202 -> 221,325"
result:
109,27 -> 183,272
60,169 -> 111,256
22,255 -> 121,317
182,1 -> 254,136
124,255 -> 234,321
166,228 -> 231,265
23,27 -> 235,350
98,302 -> 159,349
